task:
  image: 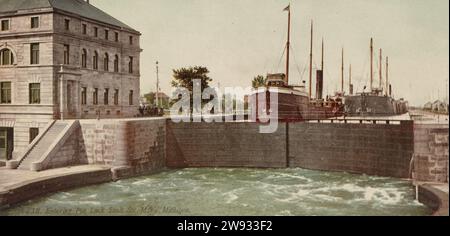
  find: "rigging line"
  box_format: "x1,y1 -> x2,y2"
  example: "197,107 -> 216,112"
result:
275,44 -> 287,73
289,44 -> 305,84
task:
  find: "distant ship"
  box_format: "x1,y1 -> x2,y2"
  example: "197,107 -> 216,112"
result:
344,38 -> 409,116
250,5 -> 343,121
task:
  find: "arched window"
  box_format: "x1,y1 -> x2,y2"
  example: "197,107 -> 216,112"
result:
93,51 -> 98,70
114,55 -> 119,73
104,53 -> 109,71
81,49 -> 87,68
0,49 -> 14,65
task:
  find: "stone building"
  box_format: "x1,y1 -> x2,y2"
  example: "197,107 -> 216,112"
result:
0,0 -> 141,162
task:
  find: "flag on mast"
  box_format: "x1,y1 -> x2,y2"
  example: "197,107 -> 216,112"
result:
283,4 -> 290,11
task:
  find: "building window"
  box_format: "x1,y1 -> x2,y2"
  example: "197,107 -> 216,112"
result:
0,49 -> 14,65
93,51 -> 98,70
104,53 -> 109,71
114,55 -> 119,72
129,36 -> 133,45
29,128 -> 39,144
0,82 -> 11,104
104,29 -> 109,40
64,19 -> 70,31
93,88 -> 98,105
94,27 -> 98,37
30,43 -> 39,65
104,88 -> 109,105
114,89 -> 119,105
63,44 -> 70,64
29,83 -> 40,104
82,24 -> 87,35
81,49 -> 87,68
81,87 -> 87,105
1,20 -> 9,31
31,17 -> 39,29
129,90 -> 133,105
115,32 -> 119,42
128,56 -> 133,74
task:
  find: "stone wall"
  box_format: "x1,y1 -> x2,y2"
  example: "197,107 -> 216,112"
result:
413,124 -> 449,183
166,121 -> 415,178
288,121 -> 415,178
166,122 -> 287,168
78,118 -> 166,178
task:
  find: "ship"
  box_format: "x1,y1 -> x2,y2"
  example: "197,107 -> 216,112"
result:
343,38 -> 409,116
250,5 -> 343,122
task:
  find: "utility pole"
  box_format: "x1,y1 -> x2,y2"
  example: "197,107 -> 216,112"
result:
155,61 -> 159,107
341,48 -> 344,93
309,20 -> 313,99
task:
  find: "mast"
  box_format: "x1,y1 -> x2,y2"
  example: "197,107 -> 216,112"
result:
285,4 -> 291,85
370,38 -> 373,92
309,20 -> 313,99
379,48 -> 382,90
349,64 -> 352,95
341,48 -> 344,93
155,61 -> 159,107
386,56 -> 389,96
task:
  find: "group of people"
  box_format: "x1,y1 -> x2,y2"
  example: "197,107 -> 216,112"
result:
138,104 -> 164,117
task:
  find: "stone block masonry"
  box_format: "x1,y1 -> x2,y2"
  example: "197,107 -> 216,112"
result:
413,124 -> 449,183
17,118 -> 447,182
78,118 -> 166,179
166,122 -> 287,168
288,121 -> 415,178
166,121 -> 416,178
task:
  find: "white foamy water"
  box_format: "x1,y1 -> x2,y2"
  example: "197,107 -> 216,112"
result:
1,168 -> 432,216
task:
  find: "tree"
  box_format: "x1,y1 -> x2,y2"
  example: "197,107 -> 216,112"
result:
171,66 -> 212,92
170,66 -> 213,110
144,92 -> 156,105
252,75 -> 266,88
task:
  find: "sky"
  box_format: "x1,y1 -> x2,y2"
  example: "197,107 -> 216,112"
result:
92,0 -> 449,106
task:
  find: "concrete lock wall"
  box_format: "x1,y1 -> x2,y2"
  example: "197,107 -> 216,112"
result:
166,122 -> 287,168
166,121 -> 415,178
288,121 -> 414,178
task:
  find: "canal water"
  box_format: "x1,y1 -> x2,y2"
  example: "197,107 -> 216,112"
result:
1,168 -> 432,216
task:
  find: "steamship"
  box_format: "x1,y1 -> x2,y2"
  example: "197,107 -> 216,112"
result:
250,5 -> 343,121
343,38 -> 408,117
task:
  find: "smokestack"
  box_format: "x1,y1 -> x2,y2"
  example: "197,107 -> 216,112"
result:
386,56 -> 389,96
316,70 -> 323,100
316,37 -> 324,100
349,64 -> 353,95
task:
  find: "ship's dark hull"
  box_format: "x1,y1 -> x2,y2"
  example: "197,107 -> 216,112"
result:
344,95 -> 408,116
250,89 -> 341,121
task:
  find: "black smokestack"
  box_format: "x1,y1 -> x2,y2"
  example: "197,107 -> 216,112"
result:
316,70 -> 323,100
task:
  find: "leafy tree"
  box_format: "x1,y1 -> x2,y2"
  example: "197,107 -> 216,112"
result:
144,92 -> 156,105
170,66 -> 213,110
171,66 -> 212,92
252,75 -> 266,88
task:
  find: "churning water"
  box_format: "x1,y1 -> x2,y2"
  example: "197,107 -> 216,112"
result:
2,168 -> 432,216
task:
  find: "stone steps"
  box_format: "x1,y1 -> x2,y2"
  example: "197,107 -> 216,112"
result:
18,122 -> 69,170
